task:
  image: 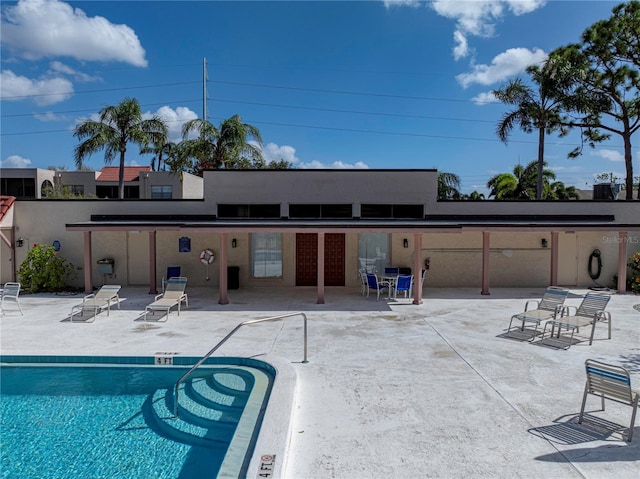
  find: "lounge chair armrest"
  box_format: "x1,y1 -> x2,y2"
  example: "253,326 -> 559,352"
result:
561,305 -> 576,317
154,293 -> 163,300
82,293 -> 96,302
596,310 -> 611,321
524,299 -> 540,311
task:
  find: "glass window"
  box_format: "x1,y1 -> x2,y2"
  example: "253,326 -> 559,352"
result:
69,185 -> 84,195
358,233 -> 389,273
151,185 -> 172,199
218,204 -> 280,218
251,233 -> 282,278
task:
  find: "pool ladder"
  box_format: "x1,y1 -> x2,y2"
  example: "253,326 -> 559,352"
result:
173,312 -> 308,418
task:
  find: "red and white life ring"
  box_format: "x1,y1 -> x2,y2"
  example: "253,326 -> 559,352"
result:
200,249 -> 215,265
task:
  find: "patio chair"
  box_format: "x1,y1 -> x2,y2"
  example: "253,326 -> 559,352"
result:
579,359 -> 639,441
162,266 -> 181,293
1,282 -> 23,315
358,269 -> 368,296
144,277 -> 188,321
70,285 -> 122,322
540,292 -> 611,349
365,273 -> 390,301
507,286 -> 569,340
393,274 -> 413,299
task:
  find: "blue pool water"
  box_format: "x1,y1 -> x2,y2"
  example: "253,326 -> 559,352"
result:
0,356 -> 274,479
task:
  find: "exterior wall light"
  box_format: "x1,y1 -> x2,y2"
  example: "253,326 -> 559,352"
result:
231,238 -> 237,248
541,238 -> 548,248
403,238 -> 409,248
16,238 -> 24,248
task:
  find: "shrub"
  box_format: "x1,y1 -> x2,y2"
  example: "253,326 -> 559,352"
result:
629,251 -> 640,294
18,244 -> 75,293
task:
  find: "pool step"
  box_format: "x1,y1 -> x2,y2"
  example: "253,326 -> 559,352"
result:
148,368 -> 254,449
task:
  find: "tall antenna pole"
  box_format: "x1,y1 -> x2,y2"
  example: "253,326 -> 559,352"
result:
203,57 -> 208,121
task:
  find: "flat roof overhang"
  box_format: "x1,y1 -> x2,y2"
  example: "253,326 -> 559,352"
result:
65,214 -> 638,233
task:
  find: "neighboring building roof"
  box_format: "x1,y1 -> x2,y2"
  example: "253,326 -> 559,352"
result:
0,196 -> 15,222
96,166 -> 151,182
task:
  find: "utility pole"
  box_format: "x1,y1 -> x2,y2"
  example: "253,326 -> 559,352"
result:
203,57 -> 208,121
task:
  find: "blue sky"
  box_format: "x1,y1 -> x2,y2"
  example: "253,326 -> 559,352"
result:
1,0 -> 637,194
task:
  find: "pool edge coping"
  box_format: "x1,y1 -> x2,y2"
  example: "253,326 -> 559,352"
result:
244,353 -> 297,479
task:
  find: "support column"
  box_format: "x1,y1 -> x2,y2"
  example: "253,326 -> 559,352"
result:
83,231 -> 92,293
481,232 -> 490,295
218,233 -> 229,305
617,231 -> 629,293
412,233 -> 423,305
550,231 -> 559,286
317,232 -> 325,304
149,231 -> 157,294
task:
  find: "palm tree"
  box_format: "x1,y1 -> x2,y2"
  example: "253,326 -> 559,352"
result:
487,160 -> 567,200
181,114 -> 263,173
493,60 -> 571,200
74,97 -> 168,199
464,191 -> 485,201
142,141 -> 176,171
437,171 -> 462,200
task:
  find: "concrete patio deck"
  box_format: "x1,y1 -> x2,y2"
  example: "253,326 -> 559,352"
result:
1,286 -> 639,478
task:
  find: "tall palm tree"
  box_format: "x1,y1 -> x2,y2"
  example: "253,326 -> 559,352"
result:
181,114 -> 263,173
493,60 -> 571,200
74,97 -> 168,199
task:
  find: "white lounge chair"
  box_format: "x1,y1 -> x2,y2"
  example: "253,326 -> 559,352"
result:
540,292 -> 611,348
144,277 -> 188,321
507,286 -> 569,340
70,285 -> 121,322
1,282 -> 23,315
579,359 -> 639,441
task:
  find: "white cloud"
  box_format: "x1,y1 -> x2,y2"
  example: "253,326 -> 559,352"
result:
0,70 -> 73,105
383,0 -> 421,8
0,155 -> 32,168
261,143 -> 301,165
595,149 -> 624,162
456,47 -> 547,88
148,106 -> 198,143
430,0 -> 546,59
298,160 -> 369,169
471,91 -> 498,105
49,61 -> 101,83
1,0 -> 147,67
34,111 -> 68,122
452,30 -> 470,61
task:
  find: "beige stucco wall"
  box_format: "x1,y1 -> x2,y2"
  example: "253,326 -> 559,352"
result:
58,171 -> 99,196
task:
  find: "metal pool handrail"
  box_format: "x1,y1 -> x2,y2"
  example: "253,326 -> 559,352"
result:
173,312 -> 308,418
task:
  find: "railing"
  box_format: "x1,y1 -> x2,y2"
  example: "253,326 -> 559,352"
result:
173,312 -> 308,418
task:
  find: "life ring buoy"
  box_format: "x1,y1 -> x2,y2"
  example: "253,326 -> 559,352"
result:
200,249 -> 215,265
588,249 -> 602,280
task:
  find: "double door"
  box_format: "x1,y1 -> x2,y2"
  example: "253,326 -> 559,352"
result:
296,233 -> 345,286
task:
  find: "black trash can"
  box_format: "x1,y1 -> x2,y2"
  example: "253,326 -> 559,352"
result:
227,266 -> 240,290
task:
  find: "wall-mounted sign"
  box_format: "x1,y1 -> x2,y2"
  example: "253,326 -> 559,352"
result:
179,237 -> 191,253
52,240 -> 61,252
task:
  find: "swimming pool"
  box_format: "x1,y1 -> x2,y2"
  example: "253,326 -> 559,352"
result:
0,356 -> 275,479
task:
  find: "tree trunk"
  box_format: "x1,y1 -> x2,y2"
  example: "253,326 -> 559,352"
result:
118,151 -> 126,199
623,130 -> 634,200
537,127 -> 545,200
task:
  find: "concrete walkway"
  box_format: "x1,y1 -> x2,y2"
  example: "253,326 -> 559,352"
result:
1,286 -> 639,478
